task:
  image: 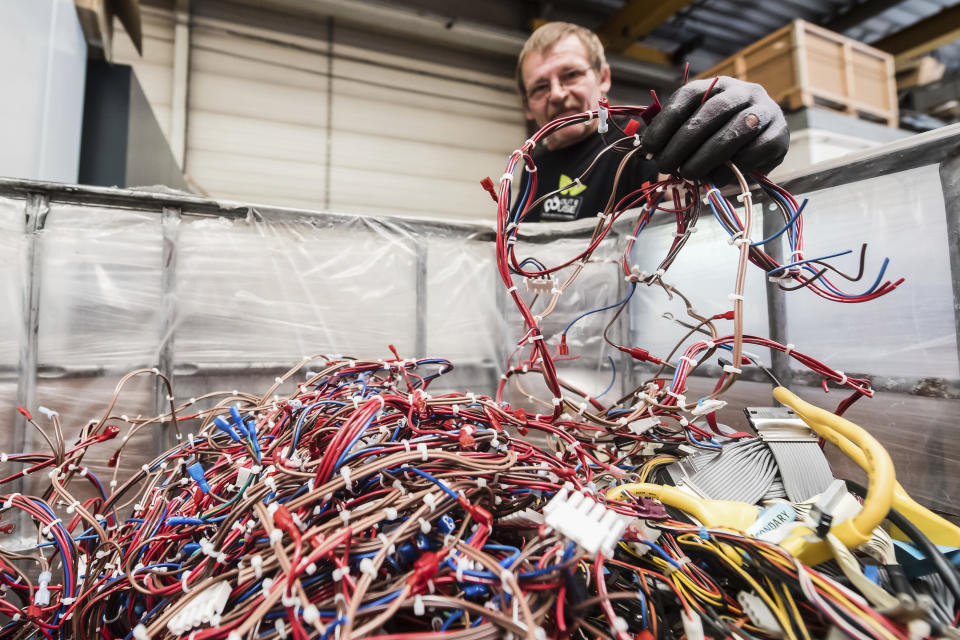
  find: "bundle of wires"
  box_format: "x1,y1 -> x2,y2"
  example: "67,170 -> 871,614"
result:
3,354 -> 952,640
493,100 -> 901,438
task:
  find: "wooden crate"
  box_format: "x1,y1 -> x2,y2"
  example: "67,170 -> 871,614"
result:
696,20 -> 898,127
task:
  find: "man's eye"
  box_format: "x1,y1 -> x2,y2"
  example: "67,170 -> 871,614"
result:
562,69 -> 585,83
531,84 -> 549,96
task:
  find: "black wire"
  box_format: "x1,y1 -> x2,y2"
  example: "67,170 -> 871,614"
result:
843,479 -> 960,603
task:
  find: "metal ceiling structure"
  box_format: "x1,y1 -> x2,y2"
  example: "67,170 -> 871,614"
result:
546,0 -> 960,73
143,0 -> 959,101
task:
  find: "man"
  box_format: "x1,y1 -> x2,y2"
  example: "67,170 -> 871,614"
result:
515,22 -> 789,222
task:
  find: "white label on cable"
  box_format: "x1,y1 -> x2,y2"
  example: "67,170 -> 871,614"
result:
746,501 -> 798,543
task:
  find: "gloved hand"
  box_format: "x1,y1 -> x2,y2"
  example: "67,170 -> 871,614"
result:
641,76 -> 789,185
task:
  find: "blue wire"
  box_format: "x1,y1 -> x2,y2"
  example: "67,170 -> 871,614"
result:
767,249 -> 853,276
594,356 -> 617,400
332,411 -> 378,472
638,540 -> 684,570
441,610 -> 465,631
405,468 -> 459,500
563,283 -> 636,335
800,257 -> 890,297
288,401 -> 345,457
750,198 -> 807,247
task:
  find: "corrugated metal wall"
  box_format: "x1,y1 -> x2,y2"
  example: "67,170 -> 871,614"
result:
113,5 -> 525,220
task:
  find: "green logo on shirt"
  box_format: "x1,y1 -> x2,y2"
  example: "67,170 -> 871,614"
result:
558,174 -> 587,196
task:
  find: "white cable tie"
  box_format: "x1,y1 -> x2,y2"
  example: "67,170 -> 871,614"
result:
499,173 -> 513,184
733,237 -> 750,247
181,574 -> 190,593
423,493 -> 437,512
726,230 -> 744,245
401,439 -> 411,453
417,442 -> 428,461
524,138 -> 536,150
704,341 -> 716,349
530,333 -> 544,341
551,396 -> 562,406
359,557 -> 377,579
500,569 -> 514,595
524,162 -> 537,173
723,365 -> 742,374
836,371 -> 847,385
505,286 -> 517,294
702,187 -> 721,204
727,293 -> 745,302
784,343 -> 795,357
678,356 -> 697,367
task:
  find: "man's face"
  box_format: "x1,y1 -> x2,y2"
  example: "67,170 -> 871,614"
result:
521,34 -> 611,150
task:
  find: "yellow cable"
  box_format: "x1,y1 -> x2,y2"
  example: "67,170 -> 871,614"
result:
606,483 -> 760,532
781,583 -> 812,640
772,388 -> 896,565
774,388 -> 960,547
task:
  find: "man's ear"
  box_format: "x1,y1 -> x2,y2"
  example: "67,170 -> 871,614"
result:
599,65 -> 611,94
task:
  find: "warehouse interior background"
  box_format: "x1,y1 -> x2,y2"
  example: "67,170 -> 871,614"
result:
1,1 -> 960,637
2,0 -> 959,219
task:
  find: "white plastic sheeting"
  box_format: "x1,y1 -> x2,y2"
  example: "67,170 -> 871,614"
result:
1,157 -> 958,516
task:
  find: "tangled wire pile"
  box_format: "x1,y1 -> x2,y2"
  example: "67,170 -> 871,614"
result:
3,98 -> 958,640
3,356 -> 948,640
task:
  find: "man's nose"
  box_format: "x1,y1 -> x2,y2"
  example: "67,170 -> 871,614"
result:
547,76 -> 568,103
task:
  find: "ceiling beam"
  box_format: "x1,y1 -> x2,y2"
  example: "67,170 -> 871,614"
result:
820,0 -> 902,34
870,4 -> 960,62
596,0 -> 696,53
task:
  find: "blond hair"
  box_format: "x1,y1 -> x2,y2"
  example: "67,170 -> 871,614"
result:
516,22 -> 608,100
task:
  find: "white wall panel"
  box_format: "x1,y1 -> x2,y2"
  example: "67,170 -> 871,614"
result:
187,23 -> 330,206
112,5 -> 525,220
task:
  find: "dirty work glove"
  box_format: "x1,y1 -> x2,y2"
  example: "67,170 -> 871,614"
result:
641,76 -> 789,185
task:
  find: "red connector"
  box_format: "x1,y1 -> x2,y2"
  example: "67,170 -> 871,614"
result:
623,119 -> 641,136
481,177 -> 498,204
619,347 -> 662,364
273,505 -> 301,542
457,496 -> 492,527
558,334 -> 569,356
458,430 -> 475,450
712,310 -> 735,320
95,425 -> 121,442
407,549 -> 447,591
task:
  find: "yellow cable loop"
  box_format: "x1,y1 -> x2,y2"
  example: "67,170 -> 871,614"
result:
772,387 -> 895,564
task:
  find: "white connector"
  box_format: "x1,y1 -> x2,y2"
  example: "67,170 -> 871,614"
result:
627,417 -> 660,435
34,571 -> 52,606
542,483 -> 630,557
738,591 -> 782,636
525,277 -> 554,293
690,399 -> 727,417
166,581 -> 232,635
681,611 -> 705,640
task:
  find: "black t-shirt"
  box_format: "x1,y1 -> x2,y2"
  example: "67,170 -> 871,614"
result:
514,125 -> 658,223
